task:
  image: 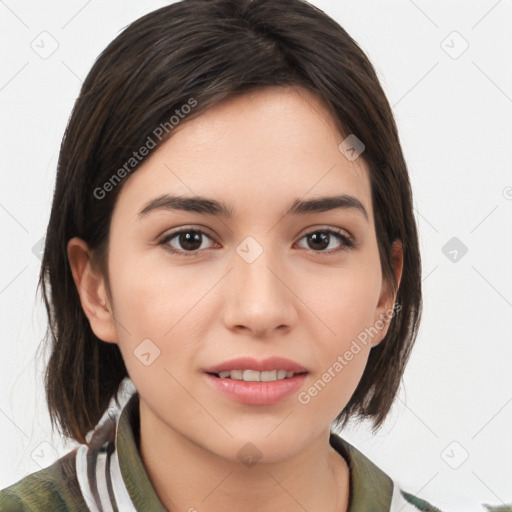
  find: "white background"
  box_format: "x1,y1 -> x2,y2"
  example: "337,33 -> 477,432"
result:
1,0 -> 511,509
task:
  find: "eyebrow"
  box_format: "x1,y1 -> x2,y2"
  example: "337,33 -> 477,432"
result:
137,193 -> 369,222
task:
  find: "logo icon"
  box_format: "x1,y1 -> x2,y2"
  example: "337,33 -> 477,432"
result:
441,441 -> 469,469
236,236 -> 264,264
441,31 -> 469,60
237,442 -> 263,468
134,338 -> 161,366
30,31 -> 59,60
441,236 -> 468,263
338,134 -> 365,161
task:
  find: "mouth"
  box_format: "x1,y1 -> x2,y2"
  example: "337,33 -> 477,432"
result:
208,369 -> 308,382
203,356 -> 309,405
204,355 -> 308,375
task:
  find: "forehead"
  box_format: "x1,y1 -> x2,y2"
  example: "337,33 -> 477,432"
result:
112,86 -> 373,223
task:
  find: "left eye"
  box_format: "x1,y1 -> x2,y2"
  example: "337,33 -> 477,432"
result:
296,228 -> 355,253
159,228 -> 354,256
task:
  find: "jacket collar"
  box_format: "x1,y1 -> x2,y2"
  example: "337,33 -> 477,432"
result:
113,391 -> 395,511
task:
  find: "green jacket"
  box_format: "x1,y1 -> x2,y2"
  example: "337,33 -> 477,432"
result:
0,391 -> 509,511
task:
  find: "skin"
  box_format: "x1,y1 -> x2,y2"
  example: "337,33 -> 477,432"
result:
68,85 -> 403,512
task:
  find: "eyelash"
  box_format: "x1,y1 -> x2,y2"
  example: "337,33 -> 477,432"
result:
158,226 -> 355,256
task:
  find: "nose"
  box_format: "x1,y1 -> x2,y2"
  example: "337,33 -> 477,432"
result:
222,240 -> 297,338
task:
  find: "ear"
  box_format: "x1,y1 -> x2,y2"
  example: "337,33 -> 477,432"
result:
371,240 -> 403,348
67,236 -> 118,344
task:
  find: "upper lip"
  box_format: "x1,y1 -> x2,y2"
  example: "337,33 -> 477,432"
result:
204,356 -> 308,374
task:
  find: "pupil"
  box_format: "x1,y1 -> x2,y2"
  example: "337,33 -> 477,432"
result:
180,231 -> 201,250
308,232 -> 329,250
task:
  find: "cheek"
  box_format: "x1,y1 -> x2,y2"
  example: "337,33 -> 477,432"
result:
106,249 -> 214,377
107,247 -> 195,336
315,290 -> 374,391
307,257 -> 383,345
301,256 -> 382,403
298,303 -> 375,425
297,336 -> 371,430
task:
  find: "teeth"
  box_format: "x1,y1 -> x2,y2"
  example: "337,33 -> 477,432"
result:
216,369 -> 298,381
229,370 -> 243,380
243,370 -> 260,382
260,370 -> 276,382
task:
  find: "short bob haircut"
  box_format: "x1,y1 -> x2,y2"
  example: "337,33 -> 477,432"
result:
38,0 -> 422,445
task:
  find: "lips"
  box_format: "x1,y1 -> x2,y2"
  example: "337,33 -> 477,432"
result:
204,371 -> 308,405
204,356 -> 308,375
203,356 -> 309,405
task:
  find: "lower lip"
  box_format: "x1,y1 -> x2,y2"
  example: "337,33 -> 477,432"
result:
204,372 -> 308,405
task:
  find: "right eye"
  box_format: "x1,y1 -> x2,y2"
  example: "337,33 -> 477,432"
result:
159,228 -> 218,256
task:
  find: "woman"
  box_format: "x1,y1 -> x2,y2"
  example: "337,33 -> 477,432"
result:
1,0 -> 507,510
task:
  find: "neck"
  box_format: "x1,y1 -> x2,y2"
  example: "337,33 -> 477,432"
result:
138,401 -> 350,512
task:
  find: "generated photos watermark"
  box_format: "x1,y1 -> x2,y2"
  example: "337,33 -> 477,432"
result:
298,303 -> 402,405
93,97 -> 197,200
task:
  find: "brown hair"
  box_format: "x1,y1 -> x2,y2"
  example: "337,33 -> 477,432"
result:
38,0 -> 422,444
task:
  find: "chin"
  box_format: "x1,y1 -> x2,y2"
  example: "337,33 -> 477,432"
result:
223,431 -> 309,465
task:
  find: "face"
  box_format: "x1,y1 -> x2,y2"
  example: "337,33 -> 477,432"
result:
70,85 -> 401,463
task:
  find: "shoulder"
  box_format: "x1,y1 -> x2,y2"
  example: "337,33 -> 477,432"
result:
391,486 -> 445,512
0,448 -> 88,512
329,431 -> 512,512
392,485 -> 512,512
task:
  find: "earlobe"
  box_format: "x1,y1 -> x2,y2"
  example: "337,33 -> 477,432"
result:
67,237 -> 118,344
371,240 -> 404,348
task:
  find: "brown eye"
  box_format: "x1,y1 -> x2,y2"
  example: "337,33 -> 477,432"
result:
297,229 -> 354,253
160,229 -> 215,255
